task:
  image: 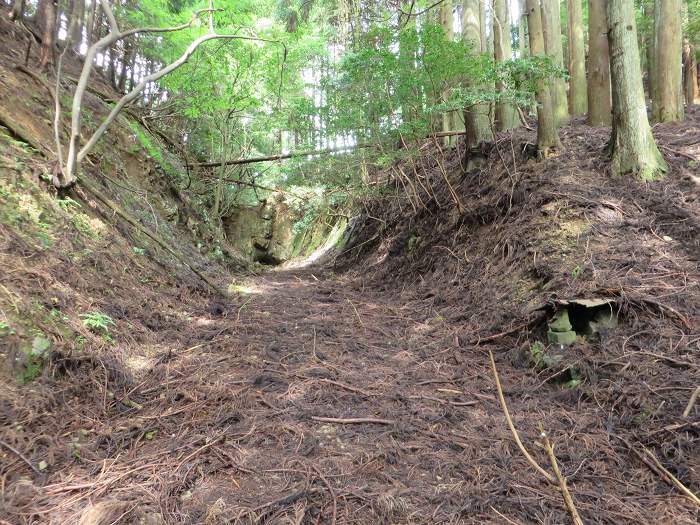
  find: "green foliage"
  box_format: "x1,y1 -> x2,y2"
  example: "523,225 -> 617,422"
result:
80,312 -> 116,335
57,197 -> 81,211
571,265 -> 583,280
100,0 -> 568,240
17,335 -> 51,384
0,321 -> 15,337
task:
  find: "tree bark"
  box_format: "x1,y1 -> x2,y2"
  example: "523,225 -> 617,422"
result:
587,0 -> 612,126
10,0 -> 25,21
494,0 -> 518,130
644,0 -> 654,100
525,0 -> 561,156
85,0 -> 97,46
652,0 -> 683,122
683,38 -> 699,105
566,0 -> 587,116
479,0 -> 487,52
540,0 -> 569,125
439,0 -> 456,145
69,0 -> 85,51
461,0 -> 493,147
607,0 -> 666,180
38,0 -> 58,70
518,0 -> 528,57
118,38 -> 133,93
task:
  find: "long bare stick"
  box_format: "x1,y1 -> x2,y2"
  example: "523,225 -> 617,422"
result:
683,385 -> 700,418
642,446 -> 700,507
310,417 -> 395,425
541,432 -> 584,524
488,350 -> 556,485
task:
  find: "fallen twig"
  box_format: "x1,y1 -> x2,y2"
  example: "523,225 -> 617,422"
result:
0,439 -> 42,475
488,351 -> 556,485
346,299 -> 365,328
541,431 -> 584,525
313,378 -> 375,397
614,435 -> 700,507
311,416 -> 395,425
474,320 -> 532,344
682,385 -> 700,417
641,446 -> 700,507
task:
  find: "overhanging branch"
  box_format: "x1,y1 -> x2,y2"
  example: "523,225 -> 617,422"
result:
191,130 -> 469,168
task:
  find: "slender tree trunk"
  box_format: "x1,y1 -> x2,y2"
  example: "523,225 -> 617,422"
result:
108,45 -> 118,89
399,3 -> 418,127
439,0 -> 455,145
494,0 -> 518,130
69,0 -> 85,51
607,0 -> 666,180
540,0 -> 569,125
683,38 -> 699,105
652,0 -> 683,122
518,0 -> 528,56
38,0 -> 58,70
587,0 -> 612,126
10,0 -> 25,21
85,0 -> 97,46
644,0 -> 654,100
462,0 -> 493,147
479,0 -> 487,52
118,39 -> 133,93
526,0 -> 561,156
566,0 -> 587,116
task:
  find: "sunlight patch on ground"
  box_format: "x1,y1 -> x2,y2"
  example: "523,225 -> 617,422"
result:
227,283 -> 264,295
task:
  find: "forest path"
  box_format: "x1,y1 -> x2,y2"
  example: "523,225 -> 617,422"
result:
20,269 -> 696,524
33,268 -> 520,524
168,268 -> 499,522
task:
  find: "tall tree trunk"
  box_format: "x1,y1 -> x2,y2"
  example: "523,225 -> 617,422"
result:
108,45 -> 118,89
518,0 -> 528,56
118,39 -> 133,93
587,0 -> 612,126
526,0 -> 561,156
85,0 -> 97,46
10,0 -> 25,21
652,0 -> 683,122
479,0 -> 487,52
69,0 -> 85,51
439,0 -> 456,145
566,0 -> 587,116
644,0 -> 654,100
683,38 -> 699,105
399,3 -> 418,127
462,0 -> 493,147
607,0 -> 666,180
540,0 -> 569,125
38,0 -> 57,70
494,0 -> 518,131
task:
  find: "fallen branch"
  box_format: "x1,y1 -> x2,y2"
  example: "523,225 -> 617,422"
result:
541,431 -> 584,525
191,130 -> 471,168
310,416 -> 395,425
488,351 -> 556,485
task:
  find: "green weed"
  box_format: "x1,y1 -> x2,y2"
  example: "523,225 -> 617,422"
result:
80,312 -> 115,334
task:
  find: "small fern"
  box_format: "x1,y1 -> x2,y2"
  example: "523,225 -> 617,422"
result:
80,312 -> 115,334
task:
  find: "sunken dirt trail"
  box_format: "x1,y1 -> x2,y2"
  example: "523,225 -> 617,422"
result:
11,266 -> 698,524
